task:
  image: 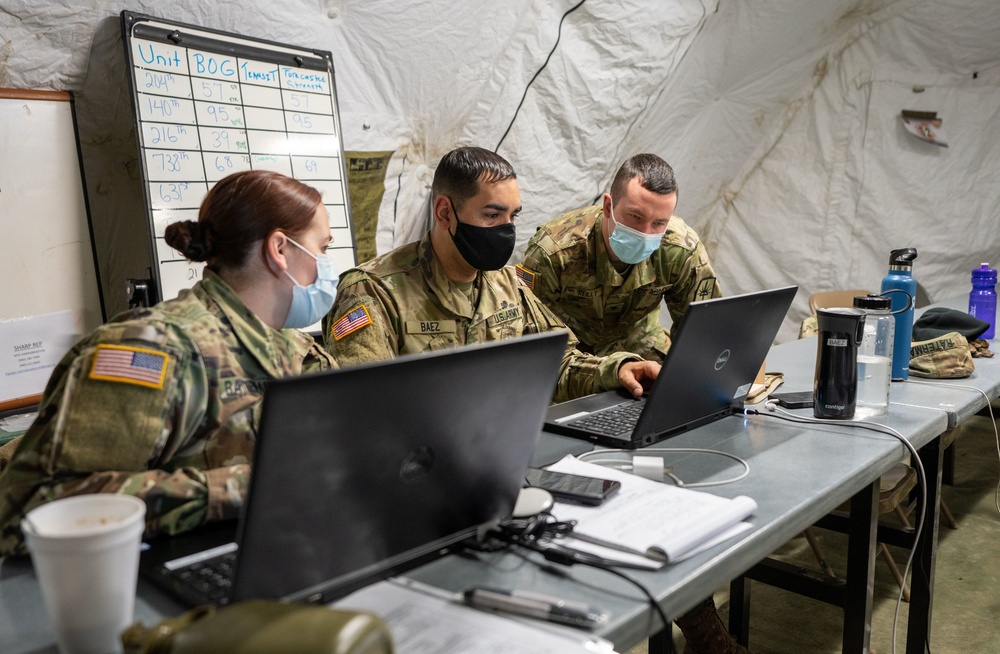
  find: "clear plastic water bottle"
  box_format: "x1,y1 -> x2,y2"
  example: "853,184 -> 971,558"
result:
969,263 -> 997,340
853,294 -> 894,418
880,248 -> 918,380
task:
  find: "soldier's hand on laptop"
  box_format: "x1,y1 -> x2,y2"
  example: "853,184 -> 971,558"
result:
618,361 -> 661,397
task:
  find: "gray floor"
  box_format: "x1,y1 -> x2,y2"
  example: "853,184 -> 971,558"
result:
628,413 -> 1000,654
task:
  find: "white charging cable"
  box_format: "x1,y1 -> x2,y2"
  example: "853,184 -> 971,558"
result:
754,401 -> 926,654
903,378 -> 1000,516
578,447 -> 750,488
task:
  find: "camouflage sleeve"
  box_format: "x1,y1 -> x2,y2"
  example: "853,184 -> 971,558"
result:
518,285 -> 640,403
664,238 -> 723,336
0,330 -> 234,556
323,270 -> 400,366
520,231 -> 563,310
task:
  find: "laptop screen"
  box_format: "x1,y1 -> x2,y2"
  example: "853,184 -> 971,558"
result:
544,285 -> 796,448
229,331 -> 569,603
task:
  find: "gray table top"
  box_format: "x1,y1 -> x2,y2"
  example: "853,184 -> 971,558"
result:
6,297 -> 994,652
406,401 -> 948,648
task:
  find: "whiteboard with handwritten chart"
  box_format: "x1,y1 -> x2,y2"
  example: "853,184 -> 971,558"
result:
122,10 -> 356,304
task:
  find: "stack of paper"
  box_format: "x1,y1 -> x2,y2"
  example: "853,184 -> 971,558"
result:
335,579 -> 618,653
545,456 -> 757,566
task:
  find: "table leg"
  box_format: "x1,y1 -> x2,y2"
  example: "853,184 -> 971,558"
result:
843,479 -> 878,654
907,436 -> 942,654
648,627 -> 676,654
729,576 -> 751,646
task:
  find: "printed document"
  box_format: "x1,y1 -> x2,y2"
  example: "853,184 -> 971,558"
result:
334,579 -> 617,654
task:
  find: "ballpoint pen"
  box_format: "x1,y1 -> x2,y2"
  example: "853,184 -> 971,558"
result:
462,586 -> 607,629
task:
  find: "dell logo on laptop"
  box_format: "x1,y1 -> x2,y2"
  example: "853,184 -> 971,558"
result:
714,349 -> 731,370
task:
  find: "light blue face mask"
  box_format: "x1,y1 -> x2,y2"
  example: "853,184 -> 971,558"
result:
282,237 -> 339,329
607,204 -> 666,265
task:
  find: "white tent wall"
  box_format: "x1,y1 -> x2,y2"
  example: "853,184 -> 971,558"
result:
691,0 -> 1000,340
1,0 -> 998,343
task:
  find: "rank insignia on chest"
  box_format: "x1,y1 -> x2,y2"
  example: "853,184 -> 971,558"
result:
89,344 -> 168,389
515,264 -> 536,290
332,304 -> 372,340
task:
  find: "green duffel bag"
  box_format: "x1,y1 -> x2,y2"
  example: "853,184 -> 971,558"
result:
121,600 -> 394,654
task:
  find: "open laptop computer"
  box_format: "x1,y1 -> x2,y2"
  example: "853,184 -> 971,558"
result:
544,286 -> 797,449
139,331 -> 568,607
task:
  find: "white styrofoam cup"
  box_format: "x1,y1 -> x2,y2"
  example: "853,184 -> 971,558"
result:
22,494 -> 146,654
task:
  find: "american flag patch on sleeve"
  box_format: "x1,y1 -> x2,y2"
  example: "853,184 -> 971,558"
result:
89,344 -> 168,389
332,305 -> 372,341
515,264 -> 536,290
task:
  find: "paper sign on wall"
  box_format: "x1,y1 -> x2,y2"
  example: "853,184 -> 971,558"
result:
0,311 -> 79,403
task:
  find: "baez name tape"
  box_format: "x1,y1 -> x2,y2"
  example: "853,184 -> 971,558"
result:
632,455 -> 663,481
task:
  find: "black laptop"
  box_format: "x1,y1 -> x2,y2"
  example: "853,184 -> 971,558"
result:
139,331 -> 568,607
544,286 -> 796,448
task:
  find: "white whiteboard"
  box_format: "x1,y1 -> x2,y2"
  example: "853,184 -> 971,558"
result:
123,12 -> 357,303
0,90 -> 102,331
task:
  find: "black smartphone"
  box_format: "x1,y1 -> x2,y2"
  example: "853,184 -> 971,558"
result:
524,468 -> 621,506
771,391 -> 814,409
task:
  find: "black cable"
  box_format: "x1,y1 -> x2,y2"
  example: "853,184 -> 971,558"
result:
485,518 -> 676,650
494,0 -> 588,153
391,153 -> 408,234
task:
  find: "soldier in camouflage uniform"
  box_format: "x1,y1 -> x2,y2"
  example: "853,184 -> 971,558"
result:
324,147 -> 660,403
0,171 -> 338,556
520,154 -> 721,362
523,155 -> 751,654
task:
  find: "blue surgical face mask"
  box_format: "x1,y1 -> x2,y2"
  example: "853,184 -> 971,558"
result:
282,237 -> 339,329
607,204 -> 665,265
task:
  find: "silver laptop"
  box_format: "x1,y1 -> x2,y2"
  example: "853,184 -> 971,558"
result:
139,331 -> 568,606
544,286 -> 796,449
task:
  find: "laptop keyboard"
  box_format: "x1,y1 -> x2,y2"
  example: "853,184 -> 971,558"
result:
164,548 -> 237,606
569,399 -> 646,436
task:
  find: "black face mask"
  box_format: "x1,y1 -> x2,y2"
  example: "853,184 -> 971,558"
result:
447,199 -> 516,271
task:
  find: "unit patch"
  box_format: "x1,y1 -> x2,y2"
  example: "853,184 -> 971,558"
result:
695,277 -> 717,301
332,305 -> 373,340
89,344 -> 168,389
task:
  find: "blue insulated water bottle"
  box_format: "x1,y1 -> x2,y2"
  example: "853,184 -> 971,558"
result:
880,248 -> 917,380
969,263 -> 997,340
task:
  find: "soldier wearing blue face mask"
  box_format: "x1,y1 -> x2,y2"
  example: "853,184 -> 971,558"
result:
520,163 -> 746,654
0,170 -> 338,556
520,153 -> 722,363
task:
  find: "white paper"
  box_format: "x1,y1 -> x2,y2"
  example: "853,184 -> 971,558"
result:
0,411 -> 37,432
546,456 -> 757,563
561,521 -> 753,567
333,579 -> 618,654
0,310 -> 78,403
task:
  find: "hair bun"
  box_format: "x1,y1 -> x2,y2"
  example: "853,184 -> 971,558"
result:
164,220 -> 214,262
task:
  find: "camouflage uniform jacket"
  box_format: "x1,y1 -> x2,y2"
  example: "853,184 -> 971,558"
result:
0,270 -> 335,556
520,205 -> 721,362
323,232 -> 640,403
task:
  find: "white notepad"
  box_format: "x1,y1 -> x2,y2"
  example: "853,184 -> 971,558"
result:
545,456 -> 757,564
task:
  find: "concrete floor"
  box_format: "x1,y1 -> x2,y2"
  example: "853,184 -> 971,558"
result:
628,413 -> 1000,654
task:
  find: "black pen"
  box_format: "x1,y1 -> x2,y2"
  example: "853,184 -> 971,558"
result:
462,586 -> 607,629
